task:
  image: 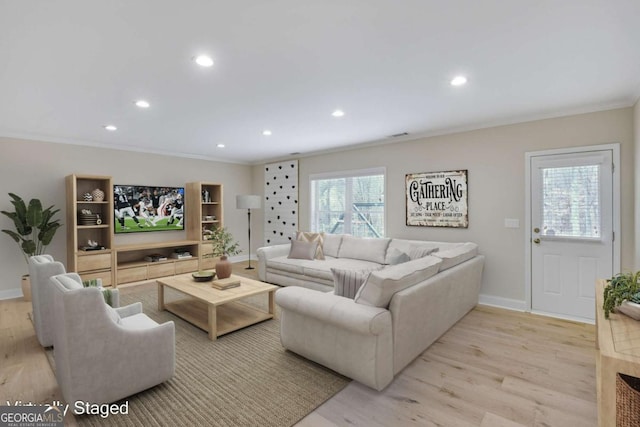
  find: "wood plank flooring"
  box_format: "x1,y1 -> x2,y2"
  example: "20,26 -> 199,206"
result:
0,263 -> 597,426
296,305 -> 597,427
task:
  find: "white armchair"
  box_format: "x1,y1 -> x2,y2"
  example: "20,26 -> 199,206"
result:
28,255 -> 121,347
50,272 -> 175,405
28,255 -> 66,347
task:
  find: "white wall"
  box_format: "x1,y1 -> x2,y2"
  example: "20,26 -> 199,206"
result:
635,99 -> 640,269
0,137 -> 253,297
254,108 -> 634,306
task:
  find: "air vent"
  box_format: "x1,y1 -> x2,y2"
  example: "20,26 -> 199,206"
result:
388,132 -> 409,138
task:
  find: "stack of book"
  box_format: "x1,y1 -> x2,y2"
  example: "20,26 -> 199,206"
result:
211,277 -> 241,290
144,254 -> 167,262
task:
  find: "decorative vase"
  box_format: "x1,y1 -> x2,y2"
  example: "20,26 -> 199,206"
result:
82,192 -> 93,202
617,301 -> 640,320
91,188 -> 105,202
215,255 -> 232,279
21,275 -> 31,302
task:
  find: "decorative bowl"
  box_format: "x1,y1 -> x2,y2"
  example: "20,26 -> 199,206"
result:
192,271 -> 216,282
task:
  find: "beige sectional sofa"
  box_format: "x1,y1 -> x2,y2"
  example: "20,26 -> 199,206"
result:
257,235 -> 484,390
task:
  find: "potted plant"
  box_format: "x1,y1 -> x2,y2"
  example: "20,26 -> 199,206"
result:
603,271 -> 640,319
1,193 -> 63,300
207,226 -> 241,279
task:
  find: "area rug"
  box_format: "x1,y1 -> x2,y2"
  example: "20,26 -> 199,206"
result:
64,283 -> 349,426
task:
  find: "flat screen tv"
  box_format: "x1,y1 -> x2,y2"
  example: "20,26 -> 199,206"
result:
113,185 -> 185,234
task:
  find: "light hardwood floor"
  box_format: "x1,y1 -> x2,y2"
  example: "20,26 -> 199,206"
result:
0,263 -> 597,426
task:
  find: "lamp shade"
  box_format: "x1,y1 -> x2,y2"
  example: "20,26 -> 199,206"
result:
236,195 -> 261,209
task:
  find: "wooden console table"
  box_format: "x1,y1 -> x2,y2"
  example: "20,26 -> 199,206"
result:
595,279 -> 640,426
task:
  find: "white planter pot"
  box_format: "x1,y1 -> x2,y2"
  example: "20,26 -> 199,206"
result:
21,275 -> 31,302
616,301 -> 640,320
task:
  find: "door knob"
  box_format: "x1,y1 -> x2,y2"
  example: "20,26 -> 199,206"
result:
533,238 -> 541,244
533,227 -> 540,233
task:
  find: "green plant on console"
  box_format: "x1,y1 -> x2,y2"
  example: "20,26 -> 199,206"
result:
603,271 -> 640,319
82,278 -> 114,307
1,193 -> 62,268
206,226 -> 241,258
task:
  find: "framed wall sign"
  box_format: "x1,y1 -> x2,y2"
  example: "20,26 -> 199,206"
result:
406,170 -> 468,228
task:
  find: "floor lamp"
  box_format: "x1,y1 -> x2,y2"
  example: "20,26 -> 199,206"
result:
236,195 -> 261,270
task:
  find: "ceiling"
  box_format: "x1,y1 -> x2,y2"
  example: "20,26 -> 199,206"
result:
1,1 -> 639,164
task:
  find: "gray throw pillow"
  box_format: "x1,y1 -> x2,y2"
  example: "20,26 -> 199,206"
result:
288,239 -> 319,260
385,247 -> 411,265
332,268 -> 371,299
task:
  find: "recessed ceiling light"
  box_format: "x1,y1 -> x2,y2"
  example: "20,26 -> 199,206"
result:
262,130 -> 272,136
194,55 -> 214,67
135,100 -> 150,108
103,124 -> 117,131
451,76 -> 467,86
332,110 -> 345,117
216,143 -> 225,148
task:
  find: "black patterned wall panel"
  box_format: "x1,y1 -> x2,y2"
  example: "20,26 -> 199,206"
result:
264,160 -> 299,245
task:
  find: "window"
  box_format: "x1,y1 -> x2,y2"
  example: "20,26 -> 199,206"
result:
541,164 -> 600,238
310,168 -> 385,237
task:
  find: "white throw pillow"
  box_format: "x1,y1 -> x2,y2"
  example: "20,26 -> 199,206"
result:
338,236 -> 391,264
355,256 -> 442,307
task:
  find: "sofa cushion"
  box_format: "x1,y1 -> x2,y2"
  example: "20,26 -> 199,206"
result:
322,233 -> 344,258
432,242 -> 478,270
288,240 -> 319,260
105,304 -> 122,325
385,248 -> 411,265
331,268 -> 371,299
386,239 -> 440,263
296,231 -> 325,260
303,258 -> 384,282
355,256 -> 442,308
339,236 -> 391,264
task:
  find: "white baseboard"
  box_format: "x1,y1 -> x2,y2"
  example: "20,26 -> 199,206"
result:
0,288 -> 24,301
478,294 -> 527,312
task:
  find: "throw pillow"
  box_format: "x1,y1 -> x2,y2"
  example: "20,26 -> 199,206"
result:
408,246 -> 437,260
288,239 -> 319,260
354,256 -> 442,308
385,247 -> 411,265
331,268 -> 371,299
296,231 -> 325,260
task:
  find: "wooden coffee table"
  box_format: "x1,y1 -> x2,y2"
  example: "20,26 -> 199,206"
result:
157,273 -> 278,340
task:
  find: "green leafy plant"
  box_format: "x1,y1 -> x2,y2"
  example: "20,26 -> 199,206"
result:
82,278 -> 114,307
206,226 -> 241,257
603,271 -> 640,319
1,193 -> 62,266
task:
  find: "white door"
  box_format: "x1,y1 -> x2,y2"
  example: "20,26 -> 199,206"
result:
530,150 -> 613,321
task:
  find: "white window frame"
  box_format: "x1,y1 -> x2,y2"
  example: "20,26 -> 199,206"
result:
309,167 -> 387,237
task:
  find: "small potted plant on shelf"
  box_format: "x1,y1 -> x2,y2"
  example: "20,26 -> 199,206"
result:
1,193 -> 63,300
603,271 -> 640,319
206,226 -> 241,279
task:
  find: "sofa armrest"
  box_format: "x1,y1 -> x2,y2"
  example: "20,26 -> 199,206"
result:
257,244 -> 291,280
275,287 -> 390,336
114,302 -> 143,318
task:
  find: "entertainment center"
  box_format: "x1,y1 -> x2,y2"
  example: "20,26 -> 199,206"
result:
66,174 -> 224,287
